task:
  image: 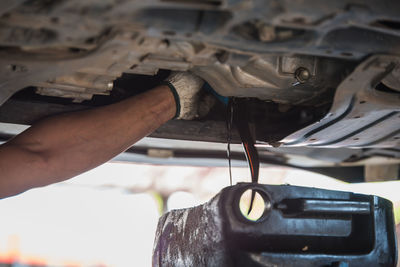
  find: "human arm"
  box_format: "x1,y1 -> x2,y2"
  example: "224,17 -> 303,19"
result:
0,85 -> 178,199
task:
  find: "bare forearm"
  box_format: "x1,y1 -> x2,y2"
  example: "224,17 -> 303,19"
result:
0,85 -> 175,197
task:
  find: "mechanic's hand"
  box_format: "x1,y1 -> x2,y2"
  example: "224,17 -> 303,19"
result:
164,71 -> 204,120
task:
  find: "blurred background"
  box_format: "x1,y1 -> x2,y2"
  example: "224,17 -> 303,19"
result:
0,162 -> 399,267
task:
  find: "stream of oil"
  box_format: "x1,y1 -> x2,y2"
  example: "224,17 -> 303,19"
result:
227,98 -> 260,215
226,98 -> 233,186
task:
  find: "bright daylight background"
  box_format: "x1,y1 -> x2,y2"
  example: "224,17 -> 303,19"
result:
0,162 -> 399,267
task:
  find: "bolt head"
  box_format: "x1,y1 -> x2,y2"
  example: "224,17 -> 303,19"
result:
295,67 -> 311,83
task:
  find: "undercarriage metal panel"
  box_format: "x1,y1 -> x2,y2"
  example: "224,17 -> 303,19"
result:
1,0 -> 400,105
192,55 -> 349,106
282,55 -> 400,148
0,34 -> 167,105
0,0 -> 399,151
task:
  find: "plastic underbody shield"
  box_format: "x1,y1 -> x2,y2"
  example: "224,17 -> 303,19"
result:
153,183 -> 397,267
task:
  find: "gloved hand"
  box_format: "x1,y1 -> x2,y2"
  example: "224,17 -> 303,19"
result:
164,72 -> 204,120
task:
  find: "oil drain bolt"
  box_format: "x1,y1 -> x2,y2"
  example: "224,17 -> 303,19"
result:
295,67 -> 311,83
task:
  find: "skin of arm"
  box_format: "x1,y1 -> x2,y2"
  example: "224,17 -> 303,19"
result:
0,85 -> 176,199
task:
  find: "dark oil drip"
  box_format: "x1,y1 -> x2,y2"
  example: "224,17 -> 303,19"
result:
232,99 -> 260,215
226,98 -> 233,186
242,140 -> 258,215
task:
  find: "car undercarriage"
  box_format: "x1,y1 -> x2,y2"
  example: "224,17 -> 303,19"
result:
0,0 -> 399,181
